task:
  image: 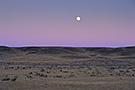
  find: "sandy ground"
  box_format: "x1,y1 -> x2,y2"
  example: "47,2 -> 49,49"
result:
0,46 -> 135,90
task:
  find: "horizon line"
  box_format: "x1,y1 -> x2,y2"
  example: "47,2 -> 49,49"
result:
0,44 -> 135,48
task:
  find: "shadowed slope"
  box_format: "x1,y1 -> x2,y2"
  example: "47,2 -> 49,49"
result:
0,46 -> 135,55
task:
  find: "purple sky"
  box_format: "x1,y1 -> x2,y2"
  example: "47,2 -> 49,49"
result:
0,0 -> 135,47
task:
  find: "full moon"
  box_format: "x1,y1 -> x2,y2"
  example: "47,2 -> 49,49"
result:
76,16 -> 81,22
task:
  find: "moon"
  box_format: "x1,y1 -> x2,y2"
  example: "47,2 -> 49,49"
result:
76,16 -> 81,22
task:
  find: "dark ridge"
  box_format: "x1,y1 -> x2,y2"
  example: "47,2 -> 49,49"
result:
83,47 -> 113,52
15,47 -> 43,52
111,48 -> 125,53
38,48 -> 73,54
15,47 -> 74,54
95,48 -> 113,53
63,47 -> 85,52
117,46 -> 135,56
123,46 -> 135,49
0,46 -> 135,55
95,48 -> 124,55
17,47 -> 83,52
84,47 -> 135,55
115,46 -> 135,50
83,47 -> 114,55
0,46 -> 11,51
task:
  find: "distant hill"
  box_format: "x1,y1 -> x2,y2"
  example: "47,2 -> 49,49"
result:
0,46 -> 135,56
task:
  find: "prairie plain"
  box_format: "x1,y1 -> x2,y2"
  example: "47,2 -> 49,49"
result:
0,46 -> 135,90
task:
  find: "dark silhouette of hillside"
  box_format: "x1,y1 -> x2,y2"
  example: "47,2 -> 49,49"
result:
0,46 -> 135,55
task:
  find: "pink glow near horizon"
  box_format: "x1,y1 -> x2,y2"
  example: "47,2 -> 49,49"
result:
0,0 -> 135,47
